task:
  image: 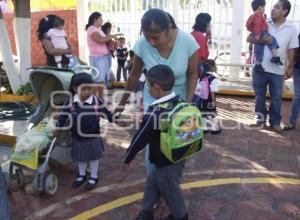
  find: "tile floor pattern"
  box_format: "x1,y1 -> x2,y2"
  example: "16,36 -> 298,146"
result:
3,96 -> 300,220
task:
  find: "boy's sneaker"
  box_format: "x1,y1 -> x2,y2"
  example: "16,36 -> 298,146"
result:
270,57 -> 283,65
254,64 -> 265,73
136,210 -> 154,220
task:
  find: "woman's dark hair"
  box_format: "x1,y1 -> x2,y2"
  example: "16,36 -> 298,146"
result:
166,12 -> 177,29
86,12 -> 102,30
69,73 -> 94,95
37,15 -> 61,41
101,22 -> 112,34
193,13 -> 212,33
141,8 -> 171,33
53,17 -> 65,28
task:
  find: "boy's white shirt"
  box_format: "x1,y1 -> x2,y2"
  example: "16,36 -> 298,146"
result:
150,92 -> 176,106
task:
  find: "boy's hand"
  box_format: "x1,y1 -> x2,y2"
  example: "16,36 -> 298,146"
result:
122,163 -> 130,172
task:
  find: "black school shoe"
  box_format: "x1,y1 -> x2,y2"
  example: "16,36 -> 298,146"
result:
254,64 -> 265,73
136,210 -> 154,220
270,57 -> 283,65
72,175 -> 87,188
211,128 -> 222,135
85,177 -> 99,190
160,214 -> 188,220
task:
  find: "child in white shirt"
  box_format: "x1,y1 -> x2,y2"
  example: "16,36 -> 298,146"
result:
47,17 -> 73,68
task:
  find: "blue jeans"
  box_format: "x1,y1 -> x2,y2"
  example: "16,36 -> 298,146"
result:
89,55 -> 110,86
253,31 -> 279,62
290,68 -> 300,125
0,167 -> 9,220
252,70 -> 284,126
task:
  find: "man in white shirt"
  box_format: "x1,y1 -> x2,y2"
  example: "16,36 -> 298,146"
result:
248,0 -> 299,132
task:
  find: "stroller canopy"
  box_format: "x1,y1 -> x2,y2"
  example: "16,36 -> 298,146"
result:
29,67 -> 74,102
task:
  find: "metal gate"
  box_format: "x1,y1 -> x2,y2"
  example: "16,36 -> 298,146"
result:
85,0 -> 299,64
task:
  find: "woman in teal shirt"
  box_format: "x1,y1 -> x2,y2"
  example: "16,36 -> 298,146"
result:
115,9 -> 199,183
115,8 -> 199,111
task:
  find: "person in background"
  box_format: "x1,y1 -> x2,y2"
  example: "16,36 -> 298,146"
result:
37,15 -> 72,67
246,0 -> 283,73
46,16 -> 74,68
86,12 -> 120,97
192,59 -> 221,134
101,22 -> 117,72
191,13 -> 212,70
116,37 -> 128,82
247,0 -> 299,132
284,33 -> 300,131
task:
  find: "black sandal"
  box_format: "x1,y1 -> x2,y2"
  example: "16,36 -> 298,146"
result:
283,124 -> 296,131
85,177 -> 99,190
72,175 -> 87,188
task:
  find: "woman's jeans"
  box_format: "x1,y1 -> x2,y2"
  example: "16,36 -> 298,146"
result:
290,68 -> 300,125
89,55 -> 110,87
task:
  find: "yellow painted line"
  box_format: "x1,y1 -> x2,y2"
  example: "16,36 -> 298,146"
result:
69,177 -> 300,220
70,192 -> 143,220
217,89 -> 293,100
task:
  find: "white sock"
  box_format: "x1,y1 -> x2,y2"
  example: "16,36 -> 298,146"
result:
203,117 -> 208,131
78,162 -> 86,176
89,160 -> 99,182
211,116 -> 218,131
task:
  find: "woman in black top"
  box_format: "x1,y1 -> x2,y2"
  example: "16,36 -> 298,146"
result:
37,15 -> 72,67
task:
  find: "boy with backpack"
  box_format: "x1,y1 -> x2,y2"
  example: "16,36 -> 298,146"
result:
192,59 -> 221,134
122,64 -> 203,220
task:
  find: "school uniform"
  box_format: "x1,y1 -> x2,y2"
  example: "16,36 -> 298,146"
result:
57,95 -> 112,162
192,72 -> 218,116
124,93 -> 188,219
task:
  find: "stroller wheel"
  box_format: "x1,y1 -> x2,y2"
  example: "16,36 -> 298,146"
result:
44,173 -> 58,196
3,172 -> 11,191
16,168 -> 25,189
32,174 -> 44,195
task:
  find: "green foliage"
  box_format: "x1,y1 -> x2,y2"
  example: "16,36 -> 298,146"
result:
16,83 -> 33,95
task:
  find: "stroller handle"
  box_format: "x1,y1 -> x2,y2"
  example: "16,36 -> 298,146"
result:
71,65 -> 100,80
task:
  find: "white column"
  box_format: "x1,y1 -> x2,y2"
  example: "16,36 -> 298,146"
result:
14,17 -> 31,83
76,0 -> 89,63
229,0 -> 245,79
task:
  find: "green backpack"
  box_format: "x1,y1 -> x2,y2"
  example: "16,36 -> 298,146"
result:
160,102 -> 204,163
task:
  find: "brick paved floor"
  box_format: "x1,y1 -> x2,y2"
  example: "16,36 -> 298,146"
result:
4,95 -> 300,220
